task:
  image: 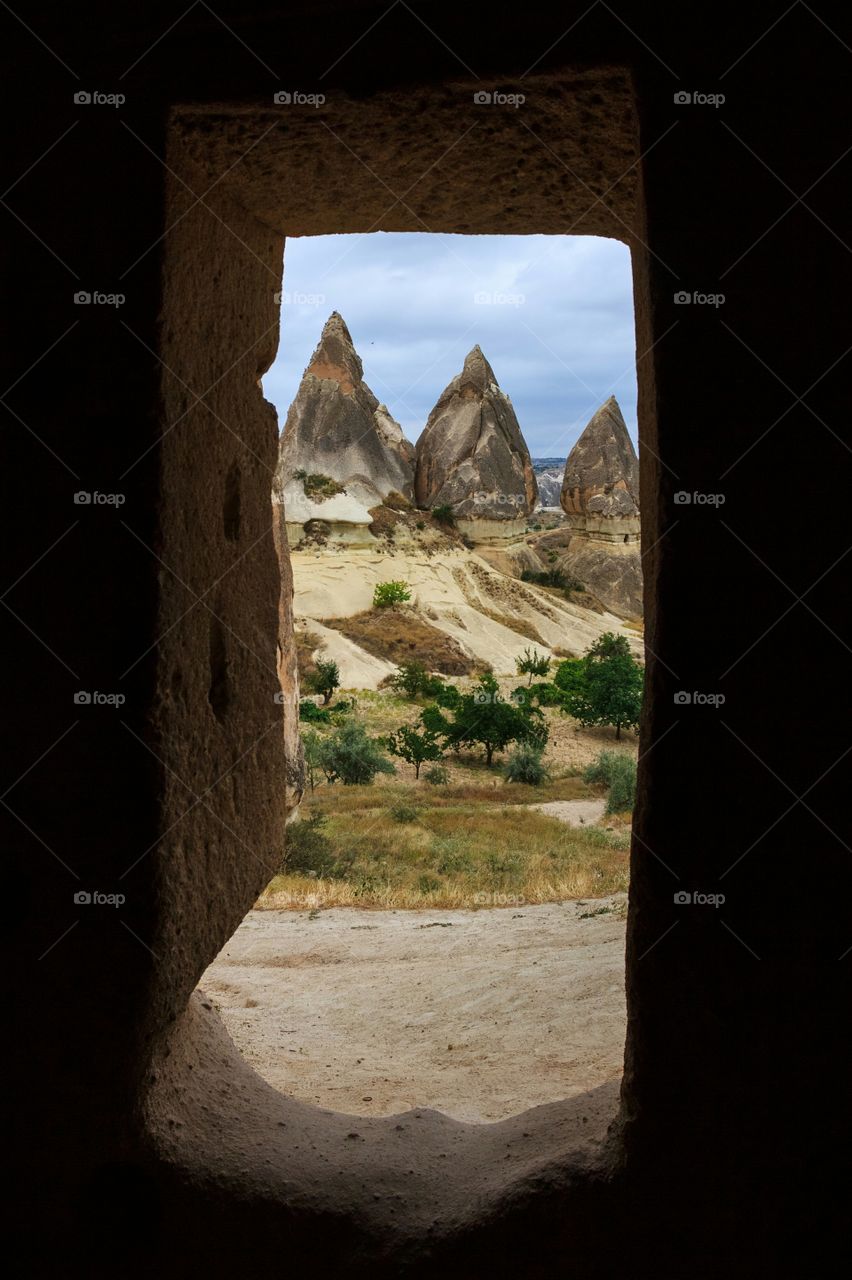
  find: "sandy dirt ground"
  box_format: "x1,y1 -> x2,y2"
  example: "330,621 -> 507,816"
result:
201,897 -> 626,1123
527,798 -> 607,826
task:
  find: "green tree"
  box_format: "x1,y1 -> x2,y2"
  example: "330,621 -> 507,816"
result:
389,660 -> 445,699
553,657 -> 587,697
422,671 -> 547,767
304,658 -> 340,705
301,728 -> 326,793
321,719 -> 396,785
373,580 -> 412,609
523,681 -> 565,708
563,632 -> 643,739
386,722 -> 445,779
515,646 -> 551,686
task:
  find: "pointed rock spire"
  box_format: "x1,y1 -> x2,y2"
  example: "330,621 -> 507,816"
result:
560,396 -> 639,521
303,311 -> 364,394
558,396 -> 643,619
414,348 -> 537,526
273,313 -> 415,527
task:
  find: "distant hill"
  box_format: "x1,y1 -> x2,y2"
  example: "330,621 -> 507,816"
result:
531,458 -> 565,507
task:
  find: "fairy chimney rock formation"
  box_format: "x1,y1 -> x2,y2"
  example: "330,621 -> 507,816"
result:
559,397 -> 643,618
414,346 -> 537,542
273,312 -> 415,544
560,396 -> 640,539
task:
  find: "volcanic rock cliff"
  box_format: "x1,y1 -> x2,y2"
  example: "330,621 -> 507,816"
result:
273,312 -> 415,544
414,346 -> 537,542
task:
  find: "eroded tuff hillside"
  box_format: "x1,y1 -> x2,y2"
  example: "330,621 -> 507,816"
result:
289,542 -> 641,687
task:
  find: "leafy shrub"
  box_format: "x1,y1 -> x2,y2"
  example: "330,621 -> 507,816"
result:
521,567 -> 566,589
321,719 -> 396,786
293,469 -> 346,501
503,743 -> 551,786
418,874 -> 442,894
435,843 -> 472,874
281,812 -> 337,877
389,660 -> 445,699
299,700 -> 330,724
486,851 -> 523,881
303,658 -> 340,705
372,580 -> 412,609
431,504 -> 456,526
389,802 -> 419,824
328,696 -> 356,721
583,751 -> 637,814
423,764 -> 450,786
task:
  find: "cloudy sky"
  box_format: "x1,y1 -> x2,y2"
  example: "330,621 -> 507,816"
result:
262,233 -> 636,461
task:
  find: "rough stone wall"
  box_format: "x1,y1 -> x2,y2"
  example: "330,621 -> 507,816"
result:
4,4 -> 852,1278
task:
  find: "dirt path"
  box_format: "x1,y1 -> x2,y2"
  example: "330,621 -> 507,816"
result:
527,798 -> 607,826
201,898 -> 626,1123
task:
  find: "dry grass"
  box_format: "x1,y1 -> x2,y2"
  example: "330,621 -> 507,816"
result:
261,796 -> 630,911
294,627 -> 323,682
473,605 -> 548,646
367,505 -> 401,539
383,490 -> 412,511
267,682 -> 637,910
324,607 -> 475,674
